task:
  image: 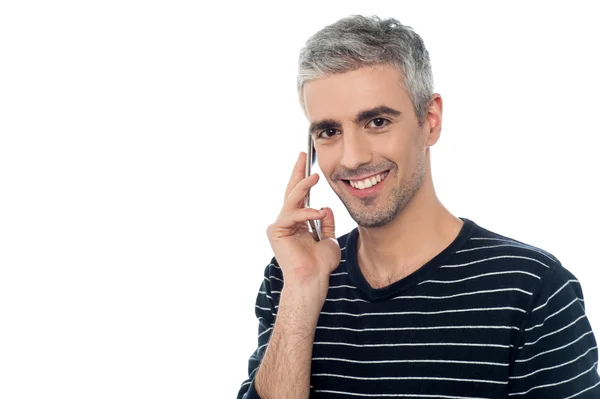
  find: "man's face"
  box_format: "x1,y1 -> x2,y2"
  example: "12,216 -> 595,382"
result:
303,64 -> 437,228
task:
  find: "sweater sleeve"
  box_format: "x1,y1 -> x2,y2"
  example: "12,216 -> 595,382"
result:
236,258 -> 283,399
508,263 -> 600,397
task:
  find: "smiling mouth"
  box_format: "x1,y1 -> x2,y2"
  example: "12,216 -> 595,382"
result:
343,170 -> 390,190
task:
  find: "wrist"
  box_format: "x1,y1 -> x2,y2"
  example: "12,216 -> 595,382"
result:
279,283 -> 326,325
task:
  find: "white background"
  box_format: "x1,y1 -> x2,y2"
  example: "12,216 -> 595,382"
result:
1,1 -> 599,398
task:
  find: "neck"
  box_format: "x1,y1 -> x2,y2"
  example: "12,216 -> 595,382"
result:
356,160 -> 463,284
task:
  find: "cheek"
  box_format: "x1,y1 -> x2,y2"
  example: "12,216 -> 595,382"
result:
315,147 -> 337,173
374,136 -> 410,160
318,161 -> 336,180
376,140 -> 421,178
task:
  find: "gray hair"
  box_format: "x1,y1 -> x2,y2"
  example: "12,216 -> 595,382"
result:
297,14 -> 434,126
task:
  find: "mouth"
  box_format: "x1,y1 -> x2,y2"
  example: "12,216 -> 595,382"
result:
342,170 -> 390,197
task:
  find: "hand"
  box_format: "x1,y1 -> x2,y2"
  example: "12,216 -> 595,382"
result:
266,152 -> 341,294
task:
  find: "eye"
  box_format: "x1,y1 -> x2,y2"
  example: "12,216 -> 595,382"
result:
368,117 -> 390,128
316,118 -> 390,139
316,129 -> 340,140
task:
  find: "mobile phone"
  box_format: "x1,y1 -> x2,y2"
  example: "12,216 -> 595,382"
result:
305,134 -> 322,241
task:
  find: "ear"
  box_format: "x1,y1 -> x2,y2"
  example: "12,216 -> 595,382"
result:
425,94 -> 443,148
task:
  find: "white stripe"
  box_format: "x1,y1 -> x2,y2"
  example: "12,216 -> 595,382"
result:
340,259 -> 346,262
525,298 -> 579,332
330,272 -> 349,276
314,341 -> 513,349
470,237 -> 519,243
326,297 -> 369,303
258,291 -> 273,301
317,325 -> 520,332
312,372 -> 506,385
470,237 -> 556,258
320,306 -> 526,317
313,357 -> 507,366
516,330 -> 595,363
271,290 -> 281,294
255,305 -> 271,311
440,255 -> 550,269
458,244 -> 507,252
269,262 -> 280,269
256,342 -> 269,353
249,366 -> 258,377
313,390 -> 490,398
239,380 -> 251,388
460,242 -> 557,261
264,276 -> 284,285
508,361 -> 599,396
532,279 -> 580,312
329,284 -> 357,290
257,316 -> 272,325
257,326 -> 272,339
340,246 -> 346,250
519,314 -> 587,350
565,379 -> 600,399
510,346 -> 598,379
419,270 -> 540,285
394,288 -> 532,300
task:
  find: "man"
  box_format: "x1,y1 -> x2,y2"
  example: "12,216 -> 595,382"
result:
237,14 -> 600,398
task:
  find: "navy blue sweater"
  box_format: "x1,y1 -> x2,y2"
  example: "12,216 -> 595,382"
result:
237,217 -> 600,398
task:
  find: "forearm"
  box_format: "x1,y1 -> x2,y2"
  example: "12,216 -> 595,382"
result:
254,285 -> 323,399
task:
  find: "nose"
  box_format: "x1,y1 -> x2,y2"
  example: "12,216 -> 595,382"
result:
340,130 -> 372,170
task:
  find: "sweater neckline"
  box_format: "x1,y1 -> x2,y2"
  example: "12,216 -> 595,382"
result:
344,217 -> 477,301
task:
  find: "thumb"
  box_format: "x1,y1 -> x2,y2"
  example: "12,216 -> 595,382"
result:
319,207 -> 336,240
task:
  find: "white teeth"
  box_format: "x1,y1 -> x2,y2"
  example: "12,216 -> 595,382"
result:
349,171 -> 388,190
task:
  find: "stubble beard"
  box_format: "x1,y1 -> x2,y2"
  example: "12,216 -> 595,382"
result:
337,157 -> 427,228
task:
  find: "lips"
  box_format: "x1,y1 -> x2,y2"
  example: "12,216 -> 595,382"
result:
346,171 -> 389,190
343,170 -> 390,197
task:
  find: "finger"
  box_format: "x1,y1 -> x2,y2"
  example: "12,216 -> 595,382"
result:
284,152 -> 308,200
319,207 -> 336,240
274,207 -> 327,231
283,173 -> 319,211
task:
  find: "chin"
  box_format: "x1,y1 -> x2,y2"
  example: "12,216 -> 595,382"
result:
348,208 -> 399,229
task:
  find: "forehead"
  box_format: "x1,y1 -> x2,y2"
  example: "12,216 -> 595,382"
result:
303,64 -> 410,122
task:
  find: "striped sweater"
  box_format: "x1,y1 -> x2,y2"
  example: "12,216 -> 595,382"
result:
237,217 -> 600,398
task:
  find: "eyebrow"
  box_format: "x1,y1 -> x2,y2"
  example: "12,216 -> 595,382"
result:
308,105 -> 402,136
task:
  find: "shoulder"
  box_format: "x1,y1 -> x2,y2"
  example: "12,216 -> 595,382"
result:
447,221 -> 588,321
437,220 -> 580,306
461,221 -> 563,280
